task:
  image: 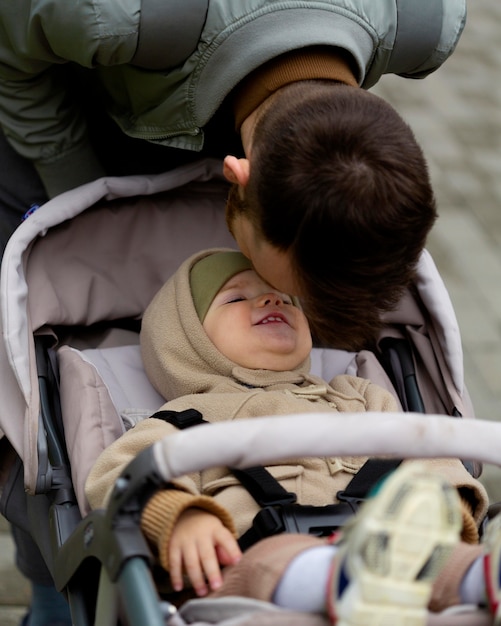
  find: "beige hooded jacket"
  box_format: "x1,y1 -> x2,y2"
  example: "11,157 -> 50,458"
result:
85,249 -> 488,575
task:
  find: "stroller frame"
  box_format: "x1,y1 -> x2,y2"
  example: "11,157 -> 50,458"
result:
0,158 -> 496,625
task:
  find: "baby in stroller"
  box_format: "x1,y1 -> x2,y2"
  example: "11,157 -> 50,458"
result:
85,248 -> 495,624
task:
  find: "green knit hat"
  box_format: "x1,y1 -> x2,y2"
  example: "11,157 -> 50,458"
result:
190,251 -> 253,321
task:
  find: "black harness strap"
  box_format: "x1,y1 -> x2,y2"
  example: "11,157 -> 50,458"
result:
154,409 -> 208,429
231,467 -> 296,507
153,409 -> 297,507
153,409 -> 401,549
336,458 -> 401,505
236,457 -> 401,550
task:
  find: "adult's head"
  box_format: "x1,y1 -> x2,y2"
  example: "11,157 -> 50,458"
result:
224,81 -> 437,350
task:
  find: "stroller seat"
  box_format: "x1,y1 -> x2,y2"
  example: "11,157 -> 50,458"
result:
54,341 -> 498,626
58,338 -> 396,516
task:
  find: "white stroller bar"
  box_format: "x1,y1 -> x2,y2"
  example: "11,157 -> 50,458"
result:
92,413 -> 500,626
151,412 -> 501,481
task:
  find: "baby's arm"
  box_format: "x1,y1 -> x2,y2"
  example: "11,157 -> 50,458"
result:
141,489 -> 240,596
85,417 -> 180,510
85,416 -> 241,593
168,508 -> 242,596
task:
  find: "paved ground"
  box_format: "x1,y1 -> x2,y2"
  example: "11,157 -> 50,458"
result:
1,1 -> 500,622
372,0 -> 501,502
0,515 -> 30,625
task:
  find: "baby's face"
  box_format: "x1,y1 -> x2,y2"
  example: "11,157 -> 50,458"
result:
202,269 -> 312,371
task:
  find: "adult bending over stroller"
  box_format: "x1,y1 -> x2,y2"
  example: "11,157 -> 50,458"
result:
85,249 -> 492,624
0,0 -> 459,349
0,2 -> 466,622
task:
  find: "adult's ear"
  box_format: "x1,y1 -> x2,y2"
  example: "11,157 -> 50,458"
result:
223,156 -> 250,187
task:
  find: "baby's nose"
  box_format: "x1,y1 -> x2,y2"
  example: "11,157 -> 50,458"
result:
259,292 -> 283,306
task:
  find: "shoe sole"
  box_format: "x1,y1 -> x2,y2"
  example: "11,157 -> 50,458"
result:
334,463 -> 462,626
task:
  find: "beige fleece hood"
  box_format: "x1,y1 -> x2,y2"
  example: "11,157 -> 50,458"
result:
140,248 -> 312,402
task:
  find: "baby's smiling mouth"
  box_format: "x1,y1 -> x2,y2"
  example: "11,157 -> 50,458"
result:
257,313 -> 289,326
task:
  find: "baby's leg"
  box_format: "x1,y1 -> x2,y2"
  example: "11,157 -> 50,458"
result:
213,463 -> 470,623
210,533 -> 325,602
429,542 -> 483,611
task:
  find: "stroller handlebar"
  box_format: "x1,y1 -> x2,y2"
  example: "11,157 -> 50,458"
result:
150,412 -> 501,482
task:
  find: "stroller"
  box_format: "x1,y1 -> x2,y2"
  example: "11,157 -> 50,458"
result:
0,158 -> 498,625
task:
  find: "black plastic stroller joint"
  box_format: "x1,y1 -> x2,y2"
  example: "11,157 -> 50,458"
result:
108,445 -> 167,519
55,445 -> 166,587
238,501 -> 359,550
52,446 -> 176,626
35,335 -> 74,497
31,335 -> 176,624
378,338 -> 426,413
154,409 -> 401,551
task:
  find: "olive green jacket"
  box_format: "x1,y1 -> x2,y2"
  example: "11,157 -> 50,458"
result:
0,0 -> 465,196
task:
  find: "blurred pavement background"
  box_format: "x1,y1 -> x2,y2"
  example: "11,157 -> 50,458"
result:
373,0 -> 501,501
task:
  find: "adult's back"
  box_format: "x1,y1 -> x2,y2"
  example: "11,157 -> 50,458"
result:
0,0 -> 466,198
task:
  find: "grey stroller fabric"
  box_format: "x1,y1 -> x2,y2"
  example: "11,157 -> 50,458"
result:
0,158 -> 235,491
168,596 -> 490,626
168,597 -> 328,626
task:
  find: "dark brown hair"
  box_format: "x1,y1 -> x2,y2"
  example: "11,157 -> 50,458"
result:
240,81 -> 437,350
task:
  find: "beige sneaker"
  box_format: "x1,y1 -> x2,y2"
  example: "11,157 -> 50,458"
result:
327,462 -> 462,626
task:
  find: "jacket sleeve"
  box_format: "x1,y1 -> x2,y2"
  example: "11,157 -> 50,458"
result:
85,417 -> 193,510
0,0 -> 140,196
84,414 -> 237,574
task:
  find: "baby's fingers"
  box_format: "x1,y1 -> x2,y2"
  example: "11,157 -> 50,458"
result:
169,543 -> 209,595
198,543 -> 226,592
168,546 -> 185,593
183,544 -> 211,596
215,533 -> 242,566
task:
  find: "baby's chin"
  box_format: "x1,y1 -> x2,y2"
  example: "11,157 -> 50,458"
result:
245,348 -> 307,372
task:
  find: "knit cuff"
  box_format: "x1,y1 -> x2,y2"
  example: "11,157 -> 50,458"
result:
233,47 -> 358,130
34,139 -> 106,198
141,489 -> 236,571
459,498 -> 480,544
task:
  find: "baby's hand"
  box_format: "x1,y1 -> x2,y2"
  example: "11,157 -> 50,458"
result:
168,508 -> 242,596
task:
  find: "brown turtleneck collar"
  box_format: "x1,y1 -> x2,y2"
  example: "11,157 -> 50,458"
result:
233,46 -> 359,130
